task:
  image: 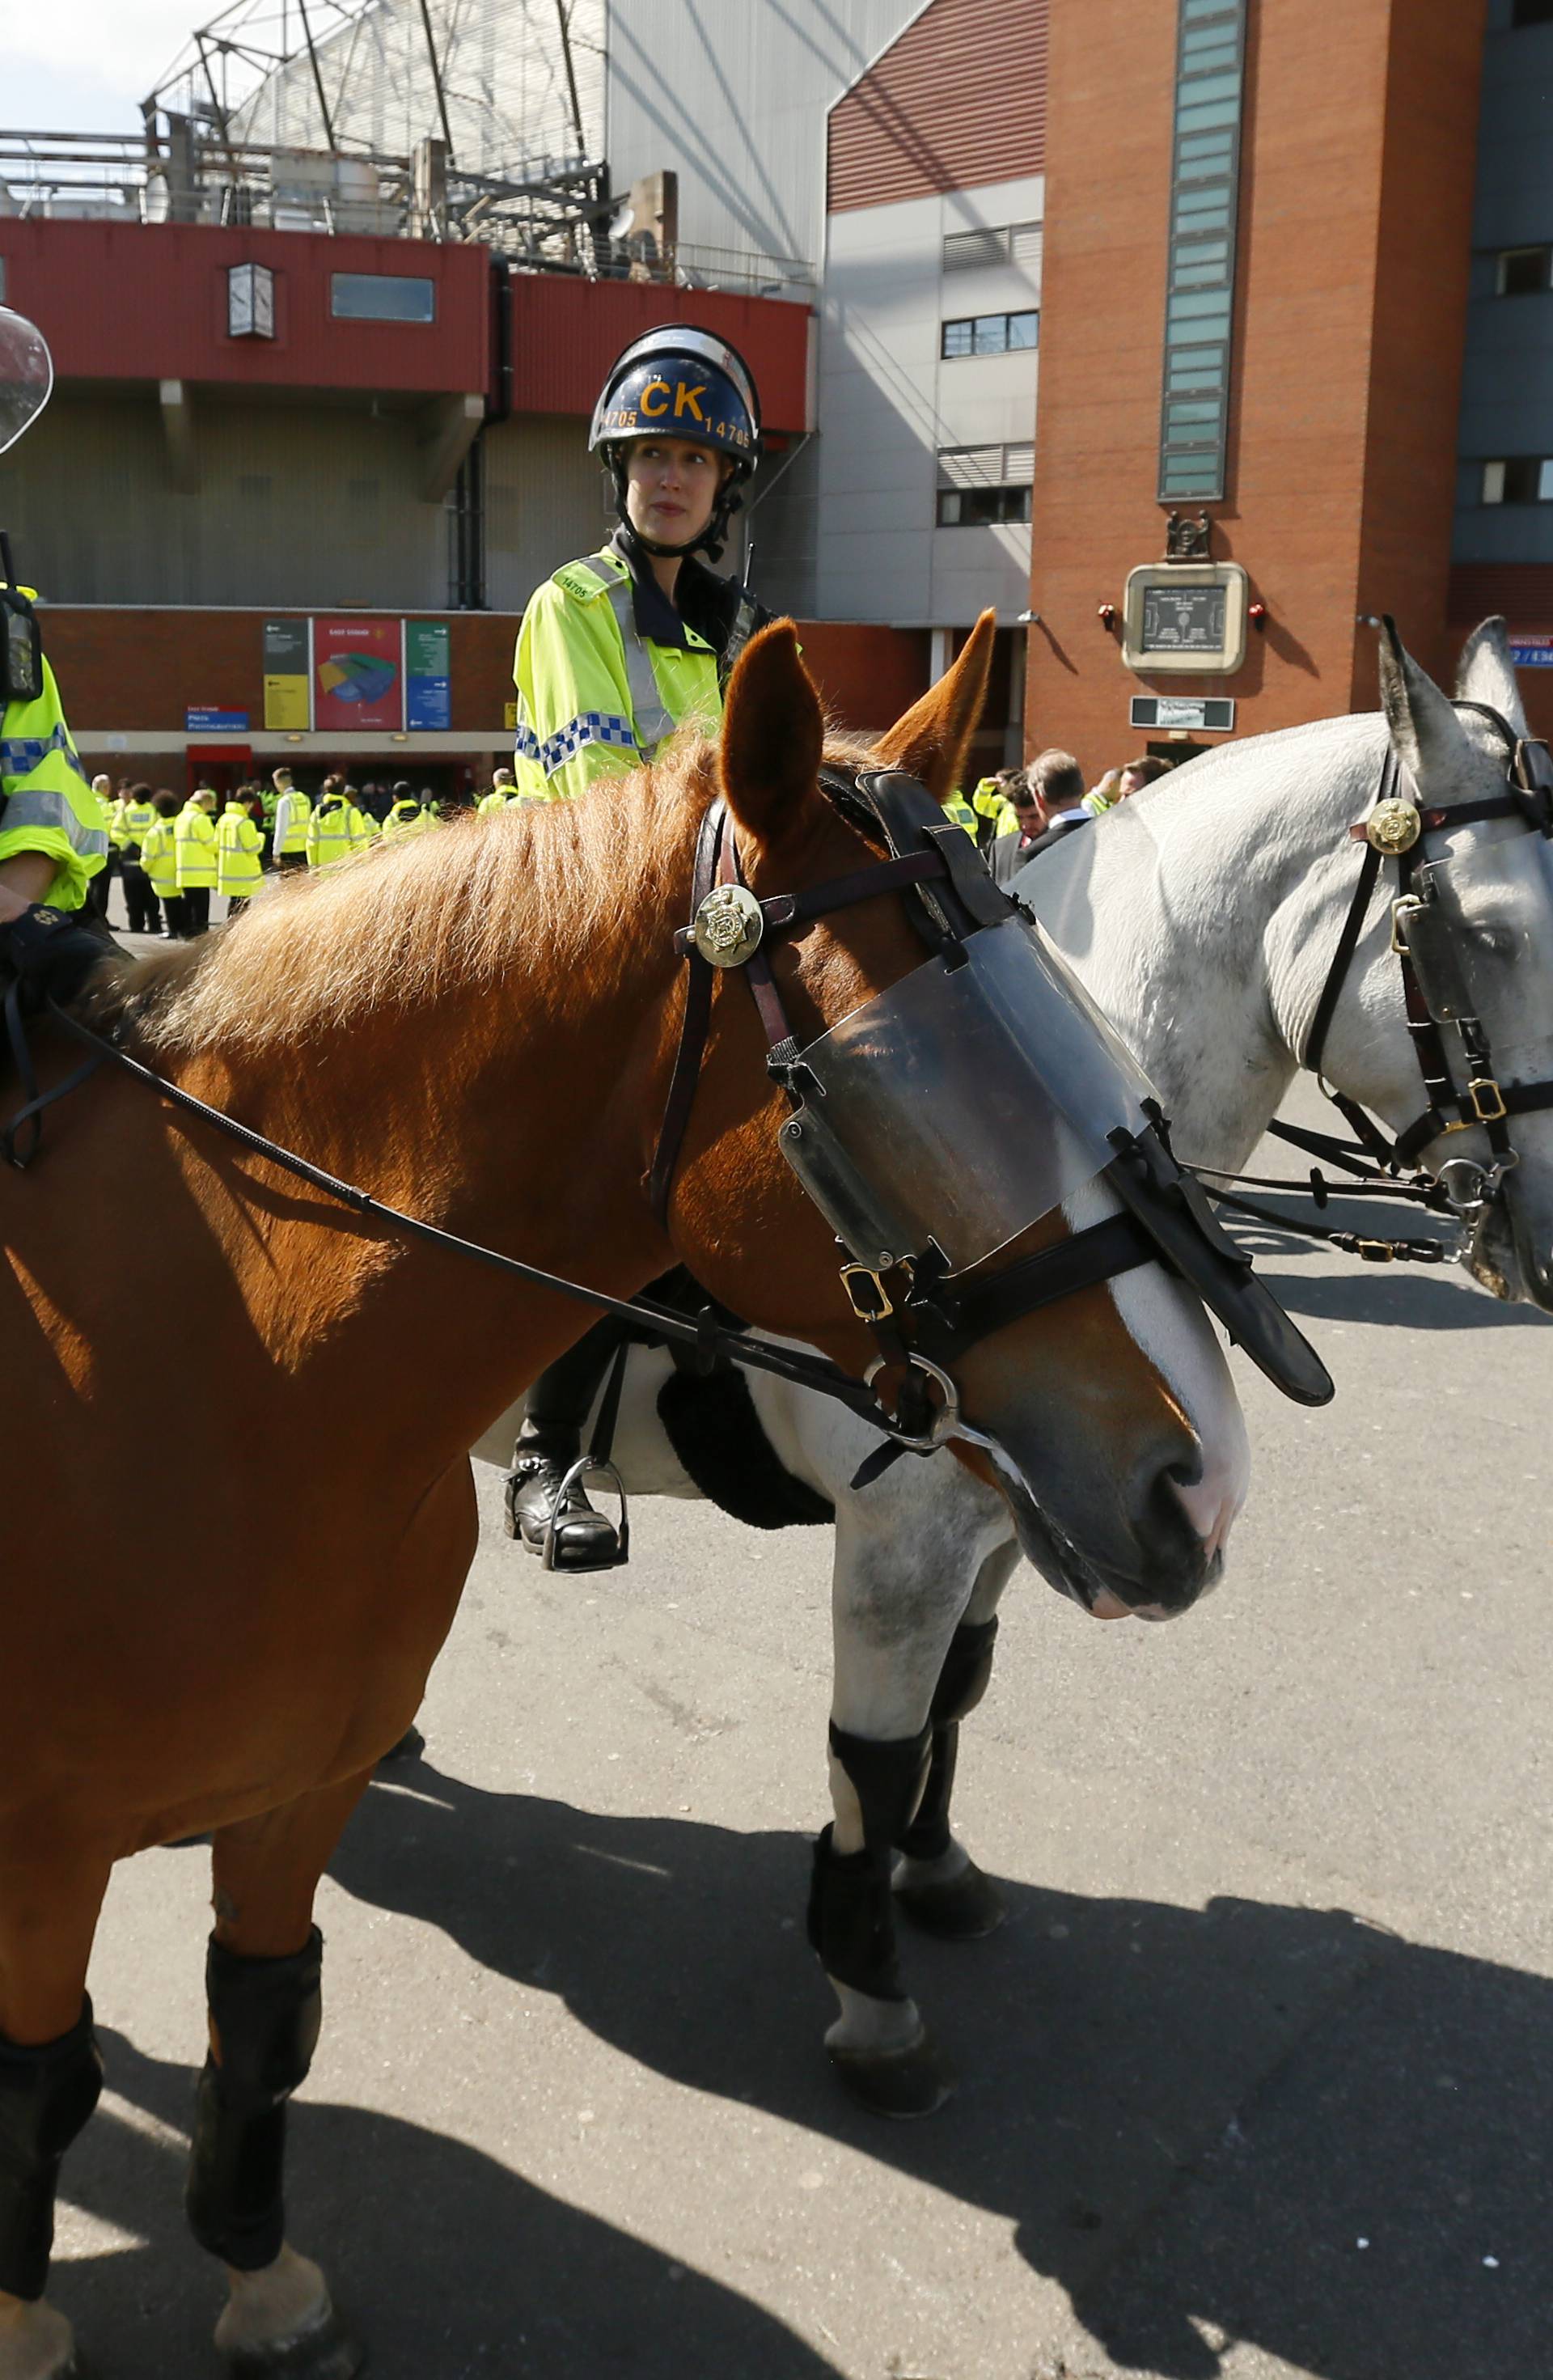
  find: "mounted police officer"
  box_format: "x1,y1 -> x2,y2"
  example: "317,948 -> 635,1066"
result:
506,324 -> 772,1569
0,308 -> 112,1005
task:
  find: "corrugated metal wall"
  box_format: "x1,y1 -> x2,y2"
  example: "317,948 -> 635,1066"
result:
829,0 -> 1049,212
606,1 -> 922,268
2,398 -> 603,615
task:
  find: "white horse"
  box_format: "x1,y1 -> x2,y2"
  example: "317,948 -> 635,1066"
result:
474,616 -> 1553,2113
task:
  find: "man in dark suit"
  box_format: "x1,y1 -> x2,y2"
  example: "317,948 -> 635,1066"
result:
990,748 -> 1092,882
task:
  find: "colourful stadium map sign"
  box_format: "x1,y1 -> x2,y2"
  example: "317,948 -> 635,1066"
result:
314,618 -> 404,733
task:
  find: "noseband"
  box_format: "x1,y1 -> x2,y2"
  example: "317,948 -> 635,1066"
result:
1299,701 -> 1553,1232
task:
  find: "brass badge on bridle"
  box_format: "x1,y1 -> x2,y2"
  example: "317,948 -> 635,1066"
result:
692,883 -> 765,968
1365,795 -> 1422,854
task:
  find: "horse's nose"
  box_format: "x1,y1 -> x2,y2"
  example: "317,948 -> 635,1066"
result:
1127,1450 -> 1234,1614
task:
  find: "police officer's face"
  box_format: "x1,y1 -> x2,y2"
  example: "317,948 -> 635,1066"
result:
624,438 -> 727,547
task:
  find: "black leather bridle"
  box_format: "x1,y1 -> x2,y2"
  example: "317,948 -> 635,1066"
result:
1289,701 -> 1553,1233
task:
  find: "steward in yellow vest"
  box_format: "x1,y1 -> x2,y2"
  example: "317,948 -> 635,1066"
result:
507,322 -> 768,1573
138,791 -> 186,938
305,777 -> 368,871
174,789 -> 218,935
271,772 -> 312,870
116,783 -> 163,936
216,798 -> 263,911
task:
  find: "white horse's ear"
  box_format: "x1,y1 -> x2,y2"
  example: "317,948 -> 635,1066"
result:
1378,617 -> 1470,786
1454,616 -> 1530,736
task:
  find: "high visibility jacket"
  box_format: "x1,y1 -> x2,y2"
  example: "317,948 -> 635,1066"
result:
118,797 -> 158,855
383,798 -> 431,839
174,800 -> 218,890
476,788 -> 510,815
305,794 -> 367,870
140,818 -> 180,899
273,790 -> 311,854
356,806 -> 381,845
511,547 -> 725,806
260,786 -> 278,827
216,803 -> 263,899
107,796 -> 129,848
0,636 -> 108,912
970,778 -> 1019,842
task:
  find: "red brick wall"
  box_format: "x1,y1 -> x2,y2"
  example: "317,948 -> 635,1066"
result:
828,0 -> 1048,212
507,280 -> 814,435
1027,0 -> 1486,779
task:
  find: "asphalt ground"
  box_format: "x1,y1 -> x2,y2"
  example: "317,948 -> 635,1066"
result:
44,1048 -> 1553,2380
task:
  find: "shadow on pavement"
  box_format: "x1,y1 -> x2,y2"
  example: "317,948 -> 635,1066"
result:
61,2027 -> 844,2380
321,1762 -> 1553,2380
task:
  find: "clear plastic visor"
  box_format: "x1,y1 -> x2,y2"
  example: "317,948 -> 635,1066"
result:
1404,832 -> 1553,1031
778,915 -> 1160,1276
0,310 -> 52,459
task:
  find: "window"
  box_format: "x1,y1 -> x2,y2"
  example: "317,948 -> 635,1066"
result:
1496,245 -> 1552,296
936,443 -> 1034,526
942,219 -> 1043,274
937,485 -> 1032,526
0,257 -> 7,303
330,273 -> 435,324
1481,457 -> 1553,503
1157,0 -> 1246,502
941,310 -> 1039,358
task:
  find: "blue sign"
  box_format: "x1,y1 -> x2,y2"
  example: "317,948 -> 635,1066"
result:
1510,638 -> 1553,669
405,675 -> 451,731
186,707 -> 249,732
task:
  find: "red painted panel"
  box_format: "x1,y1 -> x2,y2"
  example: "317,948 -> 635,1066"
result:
0,220 -> 489,395
829,0 -> 1048,213
507,276 -> 813,434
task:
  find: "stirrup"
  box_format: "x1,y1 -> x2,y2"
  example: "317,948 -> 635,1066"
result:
542,1455 -> 631,1572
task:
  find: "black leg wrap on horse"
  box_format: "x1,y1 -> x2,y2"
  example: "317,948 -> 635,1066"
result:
895,1620 -> 999,1861
808,1724 -> 932,2001
0,1998 -> 103,2301
186,1927 -> 323,2273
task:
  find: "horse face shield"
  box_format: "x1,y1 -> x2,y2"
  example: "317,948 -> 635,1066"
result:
776,910 -> 1333,1412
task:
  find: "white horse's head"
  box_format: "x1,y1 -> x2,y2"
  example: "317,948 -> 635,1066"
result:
1362,620 -> 1553,1307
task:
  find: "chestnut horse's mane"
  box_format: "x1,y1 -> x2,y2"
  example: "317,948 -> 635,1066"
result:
94,726 -> 875,1060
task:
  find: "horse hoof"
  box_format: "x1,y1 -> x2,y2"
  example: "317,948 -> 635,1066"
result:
894,1855 -> 1007,1940
224,2306 -> 366,2380
826,2029 -> 957,2119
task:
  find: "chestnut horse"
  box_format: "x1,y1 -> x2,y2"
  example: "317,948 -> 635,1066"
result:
0,622 -> 1246,2380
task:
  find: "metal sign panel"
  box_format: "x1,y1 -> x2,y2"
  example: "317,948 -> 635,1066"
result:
1510,635 -> 1553,668
1131,696 -> 1236,732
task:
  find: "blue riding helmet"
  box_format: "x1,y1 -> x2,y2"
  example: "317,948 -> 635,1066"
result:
590,324 -> 762,562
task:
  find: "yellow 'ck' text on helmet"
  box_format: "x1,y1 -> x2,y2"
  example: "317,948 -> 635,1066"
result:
589,323 -> 762,563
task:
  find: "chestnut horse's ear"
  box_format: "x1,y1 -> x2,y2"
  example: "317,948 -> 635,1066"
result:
718,620 -> 825,849
873,610 -> 997,802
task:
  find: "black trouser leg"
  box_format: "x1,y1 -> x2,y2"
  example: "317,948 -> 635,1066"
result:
185,1929 -> 323,2273
519,1317 -> 630,1447
0,2002 -> 104,2302
123,862 -> 153,934
162,893 -> 186,938
184,887 -> 211,937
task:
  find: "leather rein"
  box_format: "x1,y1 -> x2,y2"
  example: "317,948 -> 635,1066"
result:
1195,702 -> 1553,1255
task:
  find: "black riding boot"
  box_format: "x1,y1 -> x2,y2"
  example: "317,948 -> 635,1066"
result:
506,1318 -> 626,1570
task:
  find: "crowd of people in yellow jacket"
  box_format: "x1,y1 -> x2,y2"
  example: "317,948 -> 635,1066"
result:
89,766 -> 461,941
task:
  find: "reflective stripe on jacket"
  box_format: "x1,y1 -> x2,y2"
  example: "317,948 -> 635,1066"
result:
174,802 -> 218,889
216,804 -> 263,898
118,798 -> 158,855
304,796 -> 367,870
510,548 -> 721,806
140,818 -> 179,897
476,789 -> 510,814
383,798 -> 431,839
0,654 -> 108,911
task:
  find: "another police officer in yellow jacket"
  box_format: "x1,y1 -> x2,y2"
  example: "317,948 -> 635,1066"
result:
216,796 -> 263,918
173,787 -> 219,936
0,307 -> 116,1008
506,324 -> 770,1570
304,776 -> 369,871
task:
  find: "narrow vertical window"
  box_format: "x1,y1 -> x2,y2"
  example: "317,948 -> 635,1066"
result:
1157,0 -> 1246,502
